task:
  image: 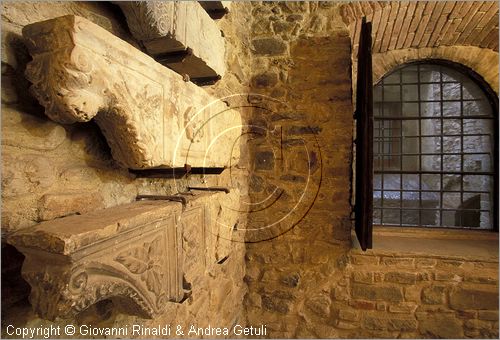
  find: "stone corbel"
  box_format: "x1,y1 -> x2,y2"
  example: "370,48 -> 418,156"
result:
22,15 -> 241,169
117,1 -> 226,81
8,201 -> 185,320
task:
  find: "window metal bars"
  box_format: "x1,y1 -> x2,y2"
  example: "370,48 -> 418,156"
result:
373,63 -> 495,229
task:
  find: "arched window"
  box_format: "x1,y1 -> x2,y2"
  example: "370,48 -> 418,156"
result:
373,61 -> 497,229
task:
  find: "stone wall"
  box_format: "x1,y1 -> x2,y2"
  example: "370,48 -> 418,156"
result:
335,249 -> 499,338
1,1 -> 252,337
244,2 -> 499,339
2,1 -> 499,339
244,2 -> 356,337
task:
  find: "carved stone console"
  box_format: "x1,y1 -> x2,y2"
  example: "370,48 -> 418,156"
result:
8,190 -> 240,320
8,201 -> 184,320
117,1 -> 226,81
22,15 -> 241,169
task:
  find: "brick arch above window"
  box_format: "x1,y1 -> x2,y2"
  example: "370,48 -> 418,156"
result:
372,46 -> 499,95
342,1 -> 499,54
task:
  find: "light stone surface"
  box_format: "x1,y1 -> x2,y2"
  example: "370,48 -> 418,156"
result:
22,15 -> 240,169
2,1 -> 499,339
8,200 -> 185,320
8,190 -> 240,321
117,1 -> 226,79
2,1 -> 252,336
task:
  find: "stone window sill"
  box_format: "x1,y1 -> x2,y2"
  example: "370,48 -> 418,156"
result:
351,226 -> 499,262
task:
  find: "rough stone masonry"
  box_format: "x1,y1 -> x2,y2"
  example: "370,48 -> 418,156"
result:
1,1 -> 499,339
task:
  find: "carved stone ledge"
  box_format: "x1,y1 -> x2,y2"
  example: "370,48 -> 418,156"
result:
117,1 -> 226,80
178,190 -> 239,281
8,201 -> 184,320
8,190 -> 240,320
22,15 -> 241,169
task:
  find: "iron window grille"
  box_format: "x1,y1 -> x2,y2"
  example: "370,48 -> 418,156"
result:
373,61 -> 497,230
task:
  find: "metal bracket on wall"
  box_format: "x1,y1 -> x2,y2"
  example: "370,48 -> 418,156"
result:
130,165 -> 226,179
188,186 -> 230,194
136,195 -> 188,207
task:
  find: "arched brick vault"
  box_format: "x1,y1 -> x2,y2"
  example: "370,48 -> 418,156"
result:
341,1 -> 499,54
373,46 -> 499,95
343,1 -> 499,96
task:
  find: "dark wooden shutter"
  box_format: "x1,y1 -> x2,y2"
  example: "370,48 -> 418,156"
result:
354,17 -> 373,250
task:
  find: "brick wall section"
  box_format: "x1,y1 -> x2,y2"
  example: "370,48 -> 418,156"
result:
371,46 -> 499,94
244,2 -> 499,339
341,1 -> 499,56
336,250 -> 499,338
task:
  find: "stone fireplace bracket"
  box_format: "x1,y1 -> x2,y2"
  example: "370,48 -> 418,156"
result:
21,15 -> 241,170
8,201 -> 186,321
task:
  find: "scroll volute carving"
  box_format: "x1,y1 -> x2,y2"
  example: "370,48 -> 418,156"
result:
23,16 -> 162,168
22,15 -> 241,169
8,201 -> 185,320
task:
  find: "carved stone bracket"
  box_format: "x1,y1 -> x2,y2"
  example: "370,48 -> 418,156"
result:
22,15 -> 241,169
7,190 -> 240,320
117,1 -> 226,80
179,190 -> 239,282
8,201 -> 184,320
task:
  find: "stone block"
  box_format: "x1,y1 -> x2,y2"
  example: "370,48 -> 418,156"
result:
478,310 -> 499,321
22,15 -> 241,169
38,192 -> 105,221
449,285 -> 499,310
281,273 -> 300,288
362,315 -> 387,330
338,309 -> 359,322
387,317 -> 418,331
464,273 -> 498,285
388,303 -> 418,314
261,294 -> 291,314
456,310 -> 477,319
352,283 -> 404,302
251,72 -> 279,88
305,293 -> 331,318
434,272 -> 462,282
419,314 -> 464,338
352,271 -> 374,284
404,287 -> 421,303
380,257 -> 415,267
421,285 -> 446,305
287,125 -> 322,135
252,37 -> 287,56
334,287 -> 350,301
2,153 -> 56,198
415,258 -> 437,268
1,107 -> 67,152
245,292 -> 262,309
349,300 -> 377,310
336,320 -> 358,330
117,1 -> 225,80
254,151 -> 275,171
349,254 -> 379,265
436,260 -> 464,268
465,319 -> 493,330
384,272 -> 417,284
8,200 -> 185,320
